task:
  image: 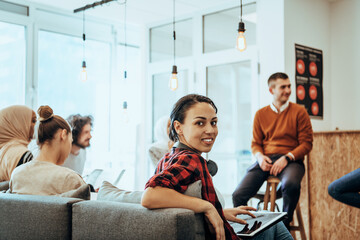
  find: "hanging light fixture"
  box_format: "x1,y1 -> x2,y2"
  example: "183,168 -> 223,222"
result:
169,0 -> 178,91
122,0 -> 129,123
81,11 -> 87,82
236,0 -> 246,52
123,0 -> 127,84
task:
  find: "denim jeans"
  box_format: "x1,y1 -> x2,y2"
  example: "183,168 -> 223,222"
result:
252,221 -> 293,240
328,168 -> 360,208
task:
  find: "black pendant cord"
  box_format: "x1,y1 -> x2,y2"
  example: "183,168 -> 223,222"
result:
173,0 -> 176,66
124,0 -> 127,80
82,11 -> 86,61
240,0 -> 243,22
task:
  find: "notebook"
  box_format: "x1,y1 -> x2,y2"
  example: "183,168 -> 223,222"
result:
229,211 -> 287,238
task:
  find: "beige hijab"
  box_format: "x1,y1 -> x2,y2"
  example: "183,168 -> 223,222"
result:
0,105 -> 33,181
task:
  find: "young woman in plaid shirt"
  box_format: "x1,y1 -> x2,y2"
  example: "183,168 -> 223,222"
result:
142,94 -> 292,240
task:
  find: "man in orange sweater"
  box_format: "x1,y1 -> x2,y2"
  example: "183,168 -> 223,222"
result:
232,72 -> 313,228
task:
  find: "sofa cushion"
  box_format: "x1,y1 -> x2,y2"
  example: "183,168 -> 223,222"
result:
97,179 -> 202,204
97,181 -> 143,203
184,180 -> 202,198
72,200 -> 205,240
0,193 -> 82,240
59,184 -> 91,200
0,181 -> 9,191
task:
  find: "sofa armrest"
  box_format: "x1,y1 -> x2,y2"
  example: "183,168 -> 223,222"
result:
72,200 -> 205,240
0,193 -> 82,240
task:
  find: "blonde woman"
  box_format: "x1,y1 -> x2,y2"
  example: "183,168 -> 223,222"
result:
0,105 -> 36,181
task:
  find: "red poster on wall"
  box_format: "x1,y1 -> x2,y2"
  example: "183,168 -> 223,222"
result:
295,44 -> 323,118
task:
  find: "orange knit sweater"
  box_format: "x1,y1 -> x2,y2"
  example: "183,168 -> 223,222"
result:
251,102 -> 313,160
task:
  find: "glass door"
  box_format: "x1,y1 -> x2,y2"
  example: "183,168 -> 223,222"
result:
206,57 -> 258,207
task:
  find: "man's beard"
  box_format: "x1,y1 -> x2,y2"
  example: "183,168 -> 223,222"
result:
75,140 -> 90,149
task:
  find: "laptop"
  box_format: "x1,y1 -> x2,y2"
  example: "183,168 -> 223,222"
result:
229,211 -> 287,238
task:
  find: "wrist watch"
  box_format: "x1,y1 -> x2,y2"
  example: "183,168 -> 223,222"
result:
284,155 -> 291,162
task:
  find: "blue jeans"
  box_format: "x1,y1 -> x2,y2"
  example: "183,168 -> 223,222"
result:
252,221 -> 293,240
328,168 -> 360,208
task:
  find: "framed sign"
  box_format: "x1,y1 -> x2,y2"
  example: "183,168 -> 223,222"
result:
295,44 -> 323,118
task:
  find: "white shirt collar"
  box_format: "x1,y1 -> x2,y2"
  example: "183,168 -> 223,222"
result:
270,101 -> 289,113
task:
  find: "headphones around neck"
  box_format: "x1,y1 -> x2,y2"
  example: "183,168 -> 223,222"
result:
174,142 -> 218,176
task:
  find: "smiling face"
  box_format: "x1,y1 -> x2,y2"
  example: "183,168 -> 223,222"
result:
174,102 -> 218,154
270,78 -> 291,105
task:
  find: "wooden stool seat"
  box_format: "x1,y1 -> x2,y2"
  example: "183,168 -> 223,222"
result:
262,176 -> 306,240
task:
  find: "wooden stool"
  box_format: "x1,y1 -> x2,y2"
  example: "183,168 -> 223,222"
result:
263,176 -> 306,240
263,176 -> 281,211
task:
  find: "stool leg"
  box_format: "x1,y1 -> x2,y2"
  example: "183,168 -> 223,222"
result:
296,205 -> 306,240
290,204 -> 306,240
263,182 -> 270,211
270,182 -> 278,212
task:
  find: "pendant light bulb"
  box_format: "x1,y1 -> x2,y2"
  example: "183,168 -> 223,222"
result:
169,0 -> 179,91
169,65 -> 178,91
81,60 -> 87,82
236,22 -> 246,52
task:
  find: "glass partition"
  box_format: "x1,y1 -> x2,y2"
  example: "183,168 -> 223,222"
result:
207,61 -> 253,197
150,19 -> 192,62
0,21 -> 26,108
111,44 -> 142,190
38,30 -> 111,174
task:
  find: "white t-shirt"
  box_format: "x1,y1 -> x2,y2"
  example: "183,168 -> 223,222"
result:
10,160 -> 86,195
62,149 -> 87,175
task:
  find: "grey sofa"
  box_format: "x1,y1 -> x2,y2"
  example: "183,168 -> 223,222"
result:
0,193 -> 205,240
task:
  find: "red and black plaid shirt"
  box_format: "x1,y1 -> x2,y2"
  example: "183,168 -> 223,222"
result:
145,147 -> 239,240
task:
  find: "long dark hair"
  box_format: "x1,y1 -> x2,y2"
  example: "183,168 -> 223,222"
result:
169,94 -> 217,142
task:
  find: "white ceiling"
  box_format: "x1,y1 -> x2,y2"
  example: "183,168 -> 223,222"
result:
23,0 -> 241,26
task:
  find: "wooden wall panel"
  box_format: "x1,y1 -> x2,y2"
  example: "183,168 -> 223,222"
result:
302,131 -> 360,240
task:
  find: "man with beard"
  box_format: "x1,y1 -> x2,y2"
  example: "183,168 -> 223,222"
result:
62,114 -> 93,175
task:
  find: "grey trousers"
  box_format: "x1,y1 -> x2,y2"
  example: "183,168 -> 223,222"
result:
232,154 -> 305,226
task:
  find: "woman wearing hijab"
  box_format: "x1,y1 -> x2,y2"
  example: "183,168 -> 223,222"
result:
9,105 -> 86,195
0,105 -> 36,181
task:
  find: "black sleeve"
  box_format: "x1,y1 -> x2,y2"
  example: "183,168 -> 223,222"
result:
17,151 -> 33,167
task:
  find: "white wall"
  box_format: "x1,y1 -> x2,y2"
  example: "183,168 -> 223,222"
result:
283,0 -> 331,131
258,0 -> 360,131
256,0 -> 285,108
330,0 -> 360,130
